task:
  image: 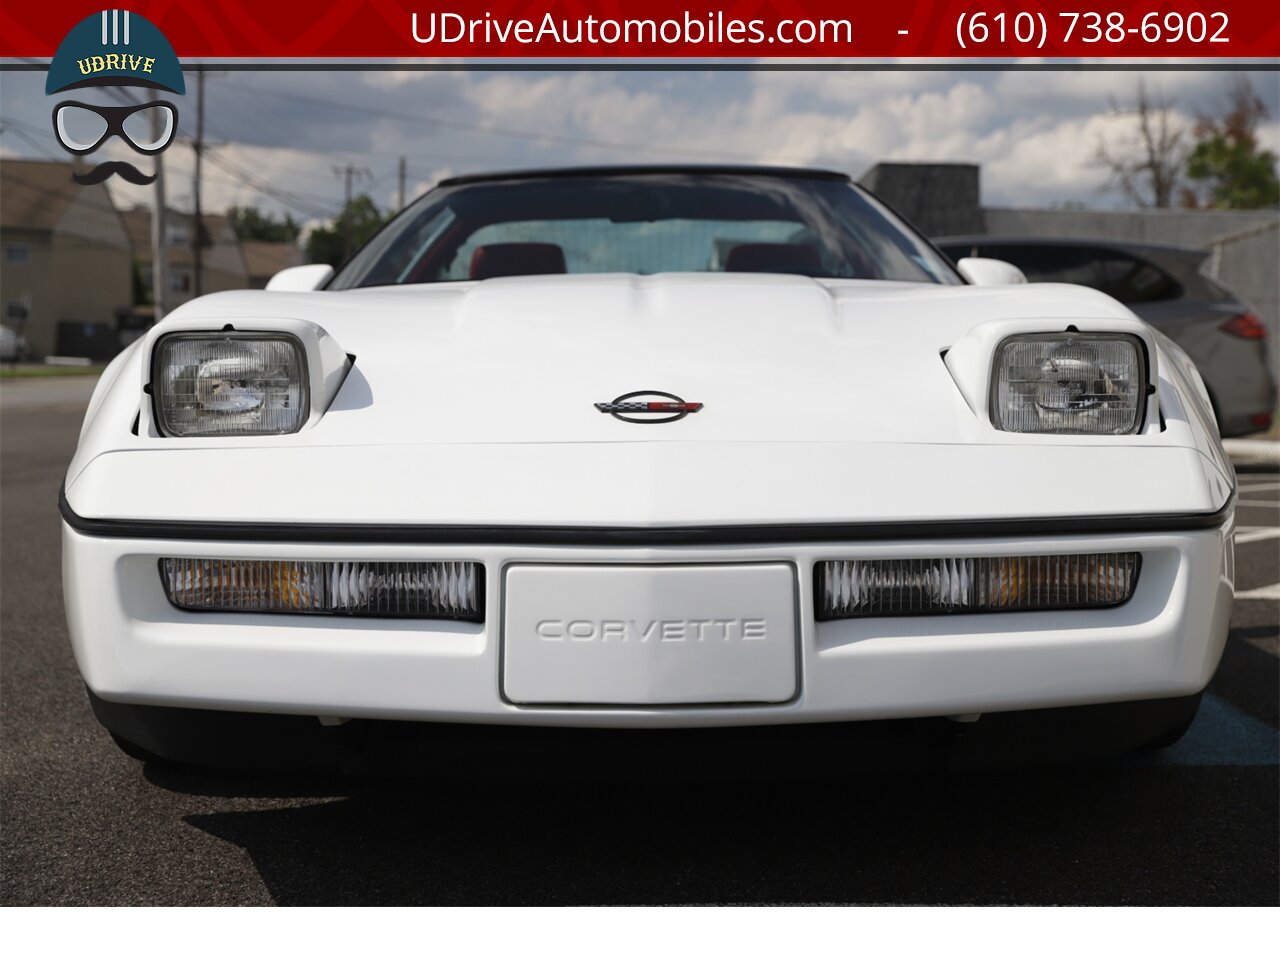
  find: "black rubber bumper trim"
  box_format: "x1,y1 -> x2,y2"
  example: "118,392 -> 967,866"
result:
60,485 -> 1235,546
86,687 -> 1208,774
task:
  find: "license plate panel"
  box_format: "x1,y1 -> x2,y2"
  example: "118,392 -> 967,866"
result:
502,563 -> 798,705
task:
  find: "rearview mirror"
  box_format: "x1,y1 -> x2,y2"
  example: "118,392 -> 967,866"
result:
956,257 -> 1027,286
265,264 -> 334,292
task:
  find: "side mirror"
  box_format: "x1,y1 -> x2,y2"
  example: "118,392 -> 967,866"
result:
266,264 -> 335,292
956,257 -> 1027,286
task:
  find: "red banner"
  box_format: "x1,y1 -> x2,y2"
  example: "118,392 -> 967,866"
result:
1,0 -> 1277,59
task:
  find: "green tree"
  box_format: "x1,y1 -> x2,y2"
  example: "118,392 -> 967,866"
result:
305,195 -> 386,267
1184,76 -> 1280,209
229,205 -> 300,243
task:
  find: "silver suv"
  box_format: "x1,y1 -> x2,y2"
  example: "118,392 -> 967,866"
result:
937,236 -> 1276,437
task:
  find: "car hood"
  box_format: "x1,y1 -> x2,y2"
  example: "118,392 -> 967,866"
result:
65,274 -> 1234,527
161,273 -> 1144,447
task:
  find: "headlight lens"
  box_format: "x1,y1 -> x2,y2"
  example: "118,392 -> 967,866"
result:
992,333 -> 1145,435
153,333 -> 307,437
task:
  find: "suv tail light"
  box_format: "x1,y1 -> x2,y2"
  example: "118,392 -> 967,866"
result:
1220,313 -> 1267,340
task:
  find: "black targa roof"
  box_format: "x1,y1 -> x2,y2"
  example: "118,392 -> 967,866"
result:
439,164 -> 852,187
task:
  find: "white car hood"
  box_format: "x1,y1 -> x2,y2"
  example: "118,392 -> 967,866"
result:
65,274 -> 1235,527
159,274 -> 1146,446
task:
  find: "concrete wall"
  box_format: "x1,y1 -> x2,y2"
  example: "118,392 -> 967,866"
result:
983,206 -> 1276,250
982,206 -> 1280,348
858,163 -> 984,238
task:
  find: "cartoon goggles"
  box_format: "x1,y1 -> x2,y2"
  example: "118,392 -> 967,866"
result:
52,100 -> 179,155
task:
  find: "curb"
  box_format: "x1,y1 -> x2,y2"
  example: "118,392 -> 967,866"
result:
1224,439 -> 1280,463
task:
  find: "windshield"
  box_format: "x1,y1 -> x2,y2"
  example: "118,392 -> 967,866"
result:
329,172 -> 962,289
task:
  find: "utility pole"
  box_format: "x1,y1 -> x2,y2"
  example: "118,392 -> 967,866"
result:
191,69 -> 206,297
397,156 -> 406,210
150,108 -> 168,321
109,82 -> 166,321
332,163 -> 370,260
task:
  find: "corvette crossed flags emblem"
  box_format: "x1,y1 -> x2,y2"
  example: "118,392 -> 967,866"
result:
595,390 -> 703,424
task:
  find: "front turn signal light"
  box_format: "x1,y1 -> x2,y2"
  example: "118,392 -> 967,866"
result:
817,553 -> 1140,620
161,558 -> 484,621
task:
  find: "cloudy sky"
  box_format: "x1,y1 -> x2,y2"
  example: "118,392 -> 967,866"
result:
2,67 -> 1277,230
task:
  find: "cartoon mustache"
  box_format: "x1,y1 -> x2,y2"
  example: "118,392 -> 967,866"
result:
73,161 -> 157,185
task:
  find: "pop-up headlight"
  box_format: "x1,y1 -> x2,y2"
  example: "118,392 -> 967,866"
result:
992,333 -> 1146,435
152,333 -> 308,437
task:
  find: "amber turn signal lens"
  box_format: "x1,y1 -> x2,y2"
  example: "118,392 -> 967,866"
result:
817,553 -> 1140,620
161,558 -> 483,621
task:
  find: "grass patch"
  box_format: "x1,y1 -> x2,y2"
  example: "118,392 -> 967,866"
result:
0,364 -> 106,379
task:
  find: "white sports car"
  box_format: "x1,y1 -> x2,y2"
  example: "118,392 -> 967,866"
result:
62,166 -> 1235,771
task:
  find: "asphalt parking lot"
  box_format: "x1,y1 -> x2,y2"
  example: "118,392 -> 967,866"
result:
2,376 -> 1276,906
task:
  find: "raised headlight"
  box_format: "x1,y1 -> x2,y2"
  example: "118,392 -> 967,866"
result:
152,333 -> 308,437
992,333 -> 1146,435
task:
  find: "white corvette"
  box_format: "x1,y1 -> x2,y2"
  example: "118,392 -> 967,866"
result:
62,167 -> 1235,770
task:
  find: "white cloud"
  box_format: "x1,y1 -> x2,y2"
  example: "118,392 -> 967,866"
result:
2,66 -> 1274,224
103,139 -> 343,220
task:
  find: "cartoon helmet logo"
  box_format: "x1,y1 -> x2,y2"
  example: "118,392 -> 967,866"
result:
46,10 -> 184,186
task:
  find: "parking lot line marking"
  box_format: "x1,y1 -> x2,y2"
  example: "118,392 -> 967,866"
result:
1237,499 -> 1280,508
1235,582 -> 1280,600
1236,527 -> 1280,544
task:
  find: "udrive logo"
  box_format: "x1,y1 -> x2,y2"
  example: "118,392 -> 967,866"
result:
45,10 -> 185,185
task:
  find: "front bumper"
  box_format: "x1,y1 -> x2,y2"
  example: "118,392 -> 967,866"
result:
63,518 -> 1234,727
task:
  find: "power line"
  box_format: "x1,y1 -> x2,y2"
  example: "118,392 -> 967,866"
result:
0,122 -> 63,160
197,101 -> 541,172
216,78 -> 797,164
202,148 -> 339,217
3,99 -> 343,220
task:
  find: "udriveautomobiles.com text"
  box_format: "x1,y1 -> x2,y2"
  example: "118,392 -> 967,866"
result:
411,11 -> 855,47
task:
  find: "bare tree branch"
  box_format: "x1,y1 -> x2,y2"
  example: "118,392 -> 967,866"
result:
1094,79 -> 1187,208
